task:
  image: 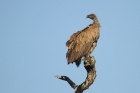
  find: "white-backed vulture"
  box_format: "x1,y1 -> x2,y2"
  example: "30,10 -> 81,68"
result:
66,13 -> 100,67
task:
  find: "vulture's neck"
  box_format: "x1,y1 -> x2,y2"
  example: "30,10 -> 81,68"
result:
93,17 -> 99,24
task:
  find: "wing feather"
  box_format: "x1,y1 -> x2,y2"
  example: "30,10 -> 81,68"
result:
66,24 -> 100,63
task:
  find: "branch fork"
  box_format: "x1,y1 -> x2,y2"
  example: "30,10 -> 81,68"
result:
55,56 -> 96,93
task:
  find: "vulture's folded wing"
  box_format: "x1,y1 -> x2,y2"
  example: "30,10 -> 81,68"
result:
66,24 -> 99,63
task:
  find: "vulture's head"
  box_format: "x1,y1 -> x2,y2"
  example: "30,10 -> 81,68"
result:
86,14 -> 97,20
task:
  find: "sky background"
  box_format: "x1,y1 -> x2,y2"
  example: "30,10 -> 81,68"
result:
0,0 -> 140,93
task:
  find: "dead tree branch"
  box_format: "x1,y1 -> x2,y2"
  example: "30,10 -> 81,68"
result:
55,56 -> 96,93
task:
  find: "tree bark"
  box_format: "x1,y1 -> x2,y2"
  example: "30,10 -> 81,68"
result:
55,56 -> 96,93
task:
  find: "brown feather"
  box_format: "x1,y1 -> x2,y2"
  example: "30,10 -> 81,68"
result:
66,14 -> 100,67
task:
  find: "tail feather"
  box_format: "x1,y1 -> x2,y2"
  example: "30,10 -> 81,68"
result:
75,58 -> 82,67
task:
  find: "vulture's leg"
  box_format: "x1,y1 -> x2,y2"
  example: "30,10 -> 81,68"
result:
85,42 -> 97,60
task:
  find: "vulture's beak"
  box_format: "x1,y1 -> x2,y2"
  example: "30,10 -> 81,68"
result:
86,15 -> 89,18
87,15 -> 90,18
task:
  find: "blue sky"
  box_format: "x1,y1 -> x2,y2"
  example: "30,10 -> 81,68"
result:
0,0 -> 140,93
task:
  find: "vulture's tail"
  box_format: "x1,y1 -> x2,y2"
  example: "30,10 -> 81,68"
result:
75,58 -> 82,67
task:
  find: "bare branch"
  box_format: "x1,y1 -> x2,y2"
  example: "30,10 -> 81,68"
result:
55,56 -> 96,93
55,75 -> 78,89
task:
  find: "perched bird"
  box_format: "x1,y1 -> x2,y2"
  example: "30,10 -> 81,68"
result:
66,13 -> 100,67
